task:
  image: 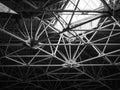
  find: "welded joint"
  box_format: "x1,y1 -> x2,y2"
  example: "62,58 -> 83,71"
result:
62,60 -> 80,68
25,39 -> 43,49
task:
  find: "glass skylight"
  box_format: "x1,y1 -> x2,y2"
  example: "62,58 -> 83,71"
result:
0,3 -> 17,14
54,0 -> 104,37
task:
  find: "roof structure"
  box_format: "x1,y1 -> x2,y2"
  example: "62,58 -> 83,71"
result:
0,0 -> 120,90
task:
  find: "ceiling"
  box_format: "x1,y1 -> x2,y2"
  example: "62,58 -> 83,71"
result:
0,0 -> 120,90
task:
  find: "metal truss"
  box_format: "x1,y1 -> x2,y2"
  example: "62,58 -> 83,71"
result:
0,0 -> 120,90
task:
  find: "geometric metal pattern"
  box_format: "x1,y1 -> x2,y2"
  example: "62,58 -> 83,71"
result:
0,0 -> 120,90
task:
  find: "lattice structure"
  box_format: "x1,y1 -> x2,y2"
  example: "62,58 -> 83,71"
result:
0,0 -> 120,90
